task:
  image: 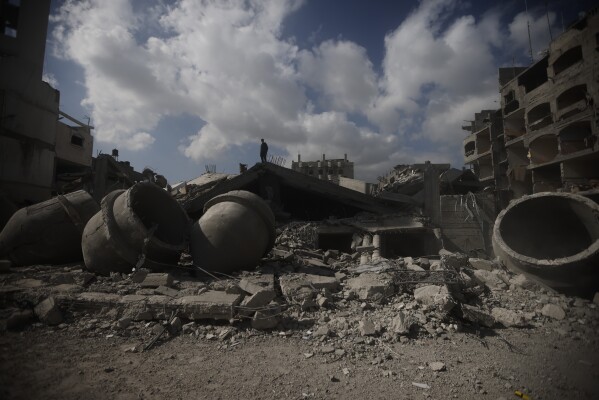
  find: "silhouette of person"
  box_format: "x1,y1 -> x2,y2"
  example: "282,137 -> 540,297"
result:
260,138 -> 268,163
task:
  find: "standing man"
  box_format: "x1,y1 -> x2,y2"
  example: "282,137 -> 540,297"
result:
260,138 -> 268,163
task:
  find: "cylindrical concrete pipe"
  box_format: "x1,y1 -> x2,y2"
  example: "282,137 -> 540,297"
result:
0,190 -> 99,266
82,183 -> 190,275
492,192 -> 599,296
190,190 -> 275,273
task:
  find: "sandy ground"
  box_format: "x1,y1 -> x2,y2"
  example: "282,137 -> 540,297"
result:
1,317 -> 598,400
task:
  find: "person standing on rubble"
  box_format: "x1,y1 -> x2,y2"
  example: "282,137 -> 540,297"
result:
260,138 -> 268,163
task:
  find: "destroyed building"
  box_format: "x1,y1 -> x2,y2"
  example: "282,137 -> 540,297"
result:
464,8 -> 599,202
0,0 -> 168,228
0,0 -> 94,208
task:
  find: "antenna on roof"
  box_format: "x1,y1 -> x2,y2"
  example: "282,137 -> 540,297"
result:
525,0 -> 534,64
545,1 -> 553,41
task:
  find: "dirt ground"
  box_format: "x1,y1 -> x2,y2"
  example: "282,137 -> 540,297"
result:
1,313 -> 598,400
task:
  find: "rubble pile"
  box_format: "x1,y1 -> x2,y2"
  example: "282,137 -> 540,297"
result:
2,220 -> 597,360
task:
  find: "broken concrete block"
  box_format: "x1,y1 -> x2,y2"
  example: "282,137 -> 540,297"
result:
346,273 -> 394,301
239,275 -> 275,295
418,258 -> 430,269
141,273 -> 173,288
270,248 -> 294,261
279,274 -> 317,303
130,269 -> 149,283
390,311 -> 415,335
406,263 -> 425,272
174,291 -> 242,320
413,285 -> 456,313
468,258 -> 495,271
34,297 -> 63,325
305,274 -> 339,291
6,309 -> 34,330
359,319 -> 377,336
251,304 -> 280,330
154,285 -> 179,297
541,304 -> 566,320
460,304 -> 495,327
117,317 -> 131,329
491,307 -> 526,328
239,289 -> 277,317
472,269 -> 507,290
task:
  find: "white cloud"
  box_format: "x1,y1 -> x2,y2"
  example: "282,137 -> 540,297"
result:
368,0 -> 501,162
298,40 -> 378,113
49,0 -> 547,181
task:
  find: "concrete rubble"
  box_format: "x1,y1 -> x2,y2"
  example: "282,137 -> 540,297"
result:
1,218 -> 597,364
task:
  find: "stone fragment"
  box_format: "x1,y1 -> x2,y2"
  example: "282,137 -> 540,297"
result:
279,274 -> 316,303
406,263 -> 425,272
346,273 -> 394,301
541,304 -> 566,320
509,274 -> 538,290
359,319 -> 377,336
130,269 -> 149,283
313,325 -> 331,337
140,273 -> 173,288
472,269 -> 507,290
390,311 -> 415,335
239,289 -> 277,317
321,346 -> 335,354
468,258 -> 495,271
169,316 -> 182,333
460,304 -> 495,327
175,291 -> 242,320
6,309 -> 33,330
304,274 -> 339,292
270,248 -> 293,261
34,297 -> 63,325
252,305 -> 280,330
491,307 -> 526,328
413,285 -> 456,313
117,317 -> 131,329
429,362 -> 446,371
154,286 -> 179,297
239,275 -> 275,295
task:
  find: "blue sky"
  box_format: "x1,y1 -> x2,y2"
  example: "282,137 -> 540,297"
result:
43,0 -> 595,184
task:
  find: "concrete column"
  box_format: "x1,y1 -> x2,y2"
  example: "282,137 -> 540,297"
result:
360,252 -> 371,265
423,161 -> 441,226
372,234 -> 381,260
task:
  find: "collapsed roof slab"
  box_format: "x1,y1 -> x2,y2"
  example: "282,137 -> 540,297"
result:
182,163 -> 409,220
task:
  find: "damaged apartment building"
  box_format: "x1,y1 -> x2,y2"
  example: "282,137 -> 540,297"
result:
464,8 -> 599,204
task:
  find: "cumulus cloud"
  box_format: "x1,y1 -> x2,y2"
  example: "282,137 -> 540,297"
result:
370,0 -> 501,159
50,0 -> 546,180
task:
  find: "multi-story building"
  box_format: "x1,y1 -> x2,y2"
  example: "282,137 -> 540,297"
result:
464,8 -> 599,203
0,0 -> 93,206
291,154 -> 354,181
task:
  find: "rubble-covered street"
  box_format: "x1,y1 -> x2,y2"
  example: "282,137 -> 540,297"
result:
1,221 -> 598,399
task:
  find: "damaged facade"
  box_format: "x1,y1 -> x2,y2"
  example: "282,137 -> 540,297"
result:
464,9 -> 599,203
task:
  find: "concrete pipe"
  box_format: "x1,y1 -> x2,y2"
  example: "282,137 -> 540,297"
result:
492,192 -> 599,296
82,183 -> 190,275
190,190 -> 276,273
0,190 -> 100,266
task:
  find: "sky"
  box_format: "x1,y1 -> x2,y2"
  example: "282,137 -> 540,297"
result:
43,0 -> 596,184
